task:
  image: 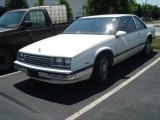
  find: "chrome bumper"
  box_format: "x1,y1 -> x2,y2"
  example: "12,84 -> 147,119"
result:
14,61 -> 93,84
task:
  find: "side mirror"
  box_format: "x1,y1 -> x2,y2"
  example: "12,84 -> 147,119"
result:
23,21 -> 32,28
116,31 -> 127,37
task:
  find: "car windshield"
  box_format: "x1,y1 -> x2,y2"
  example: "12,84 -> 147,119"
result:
63,17 -> 116,35
0,11 -> 25,28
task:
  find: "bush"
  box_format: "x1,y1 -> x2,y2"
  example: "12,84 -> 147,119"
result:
5,0 -> 28,10
59,0 -> 73,21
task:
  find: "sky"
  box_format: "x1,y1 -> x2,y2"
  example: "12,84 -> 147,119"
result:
136,0 -> 160,7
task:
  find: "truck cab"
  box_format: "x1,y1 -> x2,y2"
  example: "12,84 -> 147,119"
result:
0,6 -> 70,71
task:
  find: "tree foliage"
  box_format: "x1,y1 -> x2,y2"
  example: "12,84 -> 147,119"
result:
5,0 -> 28,10
83,0 -> 160,20
0,7 -> 7,16
59,0 -> 73,21
83,0 -> 137,15
152,5 -> 160,20
134,4 -> 160,20
35,0 -> 44,6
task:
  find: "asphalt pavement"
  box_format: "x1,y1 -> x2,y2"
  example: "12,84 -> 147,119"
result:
78,60 -> 160,120
0,51 -> 160,120
0,95 -> 43,120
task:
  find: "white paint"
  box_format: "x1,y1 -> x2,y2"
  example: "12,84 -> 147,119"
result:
65,57 -> 160,120
19,34 -> 114,58
0,71 -> 21,78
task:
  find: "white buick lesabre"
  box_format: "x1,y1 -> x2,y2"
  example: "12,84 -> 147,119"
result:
14,14 -> 155,84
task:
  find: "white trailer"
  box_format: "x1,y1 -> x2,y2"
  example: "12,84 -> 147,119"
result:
31,5 -> 67,24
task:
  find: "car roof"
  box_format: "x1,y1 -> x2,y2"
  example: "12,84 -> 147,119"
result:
8,9 -> 27,12
80,14 -> 136,19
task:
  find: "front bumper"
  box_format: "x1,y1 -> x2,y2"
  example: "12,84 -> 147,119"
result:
14,61 -> 93,84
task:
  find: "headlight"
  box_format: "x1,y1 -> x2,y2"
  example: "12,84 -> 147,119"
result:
17,52 -> 25,61
50,57 -> 71,69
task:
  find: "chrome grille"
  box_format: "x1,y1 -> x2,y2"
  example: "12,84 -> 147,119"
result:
23,54 -> 52,67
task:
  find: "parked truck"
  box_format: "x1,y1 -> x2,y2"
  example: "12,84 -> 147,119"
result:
0,5 -> 71,71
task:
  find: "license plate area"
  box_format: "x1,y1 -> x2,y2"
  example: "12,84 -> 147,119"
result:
28,69 -> 38,78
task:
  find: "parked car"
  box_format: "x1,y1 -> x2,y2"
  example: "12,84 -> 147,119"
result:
14,14 -> 156,84
0,5 -> 71,71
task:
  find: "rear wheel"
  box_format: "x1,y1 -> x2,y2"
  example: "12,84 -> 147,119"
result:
91,53 -> 109,83
0,49 -> 13,71
143,38 -> 152,55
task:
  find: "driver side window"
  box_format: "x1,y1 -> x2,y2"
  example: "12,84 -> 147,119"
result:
24,10 -> 47,28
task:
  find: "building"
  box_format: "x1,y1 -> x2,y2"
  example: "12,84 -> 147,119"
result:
0,0 -> 86,19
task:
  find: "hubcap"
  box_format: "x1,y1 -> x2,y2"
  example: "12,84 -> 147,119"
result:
145,40 -> 151,54
100,57 -> 108,81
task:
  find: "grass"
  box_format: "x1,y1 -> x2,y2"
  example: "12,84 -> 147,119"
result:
151,36 -> 160,50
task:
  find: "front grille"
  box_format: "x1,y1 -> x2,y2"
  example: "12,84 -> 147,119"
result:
23,54 -> 52,68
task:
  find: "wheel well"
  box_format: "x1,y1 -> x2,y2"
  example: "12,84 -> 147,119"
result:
0,45 -> 17,59
95,50 -> 114,67
147,35 -> 152,43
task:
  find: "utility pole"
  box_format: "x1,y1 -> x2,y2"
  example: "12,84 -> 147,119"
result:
146,0 -> 147,5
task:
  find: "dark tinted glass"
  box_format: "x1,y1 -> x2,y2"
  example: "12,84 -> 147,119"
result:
0,11 -> 25,28
116,16 -> 136,33
133,16 -> 146,30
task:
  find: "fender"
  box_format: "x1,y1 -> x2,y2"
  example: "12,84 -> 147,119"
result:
95,47 -> 113,57
95,47 -> 114,66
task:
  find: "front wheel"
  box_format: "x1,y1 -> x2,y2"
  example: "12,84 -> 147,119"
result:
91,53 -> 109,83
0,49 -> 13,71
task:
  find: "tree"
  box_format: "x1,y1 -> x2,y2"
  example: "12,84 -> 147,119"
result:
152,5 -> 160,20
0,6 -> 7,16
5,0 -> 28,10
35,0 -> 44,6
83,0 -> 138,16
59,0 -> 73,21
134,3 -> 160,21
128,0 -> 137,13
134,4 -> 143,17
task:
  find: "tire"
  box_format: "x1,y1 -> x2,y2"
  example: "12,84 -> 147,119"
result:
143,38 -> 152,55
91,53 -> 109,83
0,49 -> 13,71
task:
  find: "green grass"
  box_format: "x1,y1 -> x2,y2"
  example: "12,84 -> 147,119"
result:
152,36 -> 160,50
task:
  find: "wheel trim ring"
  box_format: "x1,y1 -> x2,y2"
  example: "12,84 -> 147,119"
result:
100,57 -> 108,81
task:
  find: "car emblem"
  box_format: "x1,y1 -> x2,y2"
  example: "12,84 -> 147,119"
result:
39,48 -> 41,53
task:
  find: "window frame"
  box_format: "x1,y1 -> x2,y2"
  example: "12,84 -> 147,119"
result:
23,9 -> 48,29
115,16 -> 137,34
133,16 -> 147,31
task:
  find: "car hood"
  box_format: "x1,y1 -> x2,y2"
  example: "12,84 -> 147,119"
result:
20,34 -> 114,58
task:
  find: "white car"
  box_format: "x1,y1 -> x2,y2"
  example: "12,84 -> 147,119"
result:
14,14 -> 156,84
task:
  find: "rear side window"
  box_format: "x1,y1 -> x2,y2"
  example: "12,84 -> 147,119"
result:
116,16 -> 136,33
24,10 -> 47,28
133,16 -> 146,30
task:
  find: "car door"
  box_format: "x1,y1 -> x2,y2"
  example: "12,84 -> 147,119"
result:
133,16 -> 148,46
115,16 -> 140,59
23,10 -> 55,44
